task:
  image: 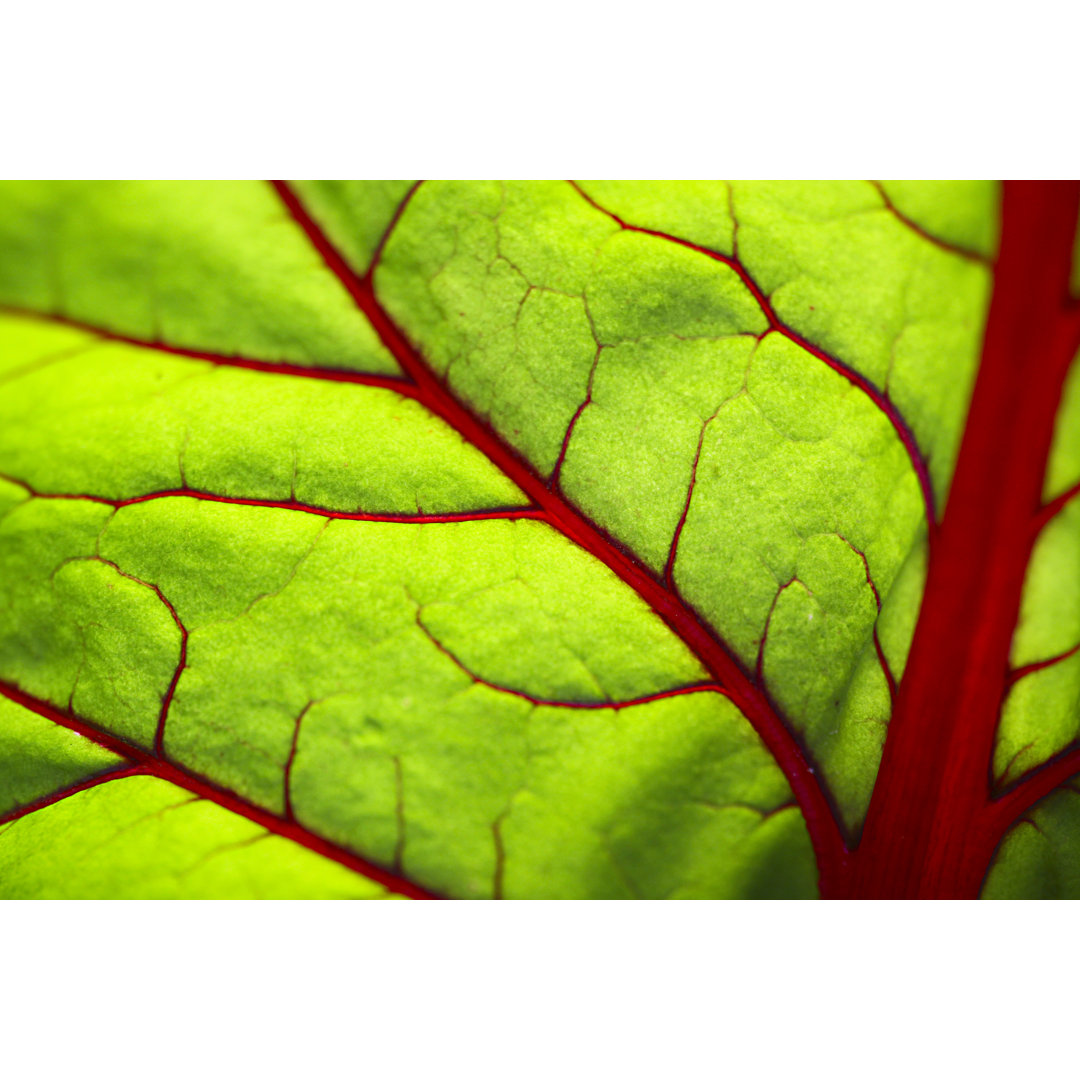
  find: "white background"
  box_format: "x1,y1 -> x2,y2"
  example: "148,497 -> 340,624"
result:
3,0 -> 1075,178
3,902 -> 1070,1077
3,1 -> 1077,1075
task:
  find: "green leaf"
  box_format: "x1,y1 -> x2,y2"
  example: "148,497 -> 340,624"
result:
994,356 -> 1080,786
0,695 -> 389,899
0,693 -> 123,817
375,180 -> 989,836
0,316 -> 521,511
289,180 -> 417,275
982,781 -> 1080,900
0,179 -> 1030,899
0,181 -> 397,373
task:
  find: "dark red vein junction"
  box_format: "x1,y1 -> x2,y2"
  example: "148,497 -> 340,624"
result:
1033,474 -> 1080,533
567,181 -> 940,533
6,180 -> 1077,899
1007,639 -> 1080,687
416,607 -> 728,711
0,680 -> 437,899
849,182 -> 1080,898
0,763 -> 145,829
271,179 -> 851,895
0,306 -> 420,396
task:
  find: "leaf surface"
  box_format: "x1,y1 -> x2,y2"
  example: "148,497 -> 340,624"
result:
0,180 -> 825,898
0,181 -> 397,373
983,778 -> 1080,900
5,179 -> 1080,899
995,358 -> 1080,785
0,695 -> 390,898
374,180 -> 988,834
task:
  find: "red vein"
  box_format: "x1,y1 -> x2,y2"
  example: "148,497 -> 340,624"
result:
842,535 -> 898,703
0,680 -> 437,900
567,181 -> 938,533
991,740 -> 1080,834
755,579 -> 798,686
416,608 -> 727,710
1033,476 -> 1080,534
850,181 -> 1080,899
870,181 -> 991,265
70,555 -> 188,758
663,413 -> 711,590
1007,639 -> 1080,686
272,180 -> 851,894
873,631 -> 898,706
550,345 -> 601,486
0,306 -> 420,397
2,478 -> 542,525
156,606 -> 187,757
282,701 -> 312,823
59,554 -> 189,757
492,814 -> 507,900
995,741 -> 1037,790
273,181 -> 387,313
0,764 -> 146,829
367,182 -> 425,278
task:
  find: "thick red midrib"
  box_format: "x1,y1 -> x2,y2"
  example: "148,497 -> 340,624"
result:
0,680 -> 438,900
271,180 -> 851,892
850,182 -> 1080,899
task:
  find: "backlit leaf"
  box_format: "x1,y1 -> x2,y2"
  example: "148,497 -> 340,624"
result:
2,179 -> 1079,899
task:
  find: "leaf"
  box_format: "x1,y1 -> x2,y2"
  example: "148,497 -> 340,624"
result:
995,366 -> 1080,784
982,780 -> 1080,900
373,180 -> 985,836
0,695 -> 390,899
1,179 -> 1078,899
0,181 -> 397,374
0,692 -> 121,816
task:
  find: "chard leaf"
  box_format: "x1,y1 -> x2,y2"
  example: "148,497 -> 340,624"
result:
374,180 -> 987,835
0,695 -> 389,899
4,179 -> 1080,900
0,181 -> 397,373
983,780 -> 1080,900
996,357 -> 1080,785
